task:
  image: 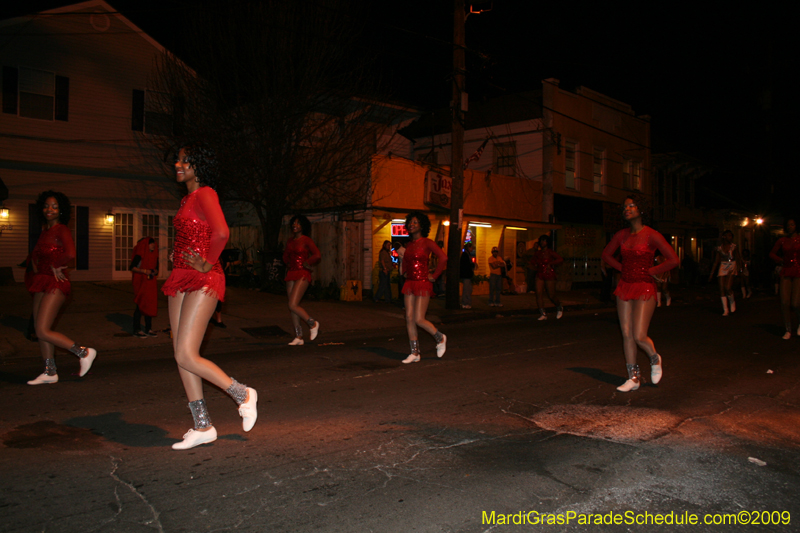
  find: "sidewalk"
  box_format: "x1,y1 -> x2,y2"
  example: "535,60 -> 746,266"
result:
0,280 -> 756,360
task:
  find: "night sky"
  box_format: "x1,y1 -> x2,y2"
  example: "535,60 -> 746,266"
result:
4,1 -> 796,213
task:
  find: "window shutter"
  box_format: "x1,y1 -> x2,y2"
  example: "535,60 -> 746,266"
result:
132,89 -> 144,131
28,203 -> 42,254
55,75 -> 69,121
76,206 -> 89,270
2,66 -> 18,115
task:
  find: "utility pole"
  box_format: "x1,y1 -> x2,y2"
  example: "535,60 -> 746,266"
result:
445,0 -> 465,310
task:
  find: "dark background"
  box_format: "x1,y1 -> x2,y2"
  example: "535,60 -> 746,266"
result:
4,1 -> 796,214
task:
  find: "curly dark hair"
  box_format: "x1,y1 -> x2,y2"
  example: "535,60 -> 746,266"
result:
35,190 -> 71,225
176,142 -> 220,190
538,234 -> 552,248
289,214 -> 312,237
405,211 -> 431,238
621,194 -> 649,224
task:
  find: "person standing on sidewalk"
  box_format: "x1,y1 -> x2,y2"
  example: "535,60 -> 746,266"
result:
394,241 -> 406,308
531,234 -> 564,320
283,214 -> 321,345
460,242 -> 476,308
400,211 -> 448,363
709,230 -> 743,316
769,218 -> 800,339
26,190 -> 97,385
602,195 -> 678,392
162,143 -> 257,450
130,237 -> 159,337
374,240 -> 394,303
488,247 -> 504,307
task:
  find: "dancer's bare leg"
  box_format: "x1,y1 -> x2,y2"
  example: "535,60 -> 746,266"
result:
630,298 -> 657,358
404,293 -> 418,342
780,277 -> 792,332
616,298 -> 638,366
169,291 -> 232,402
544,280 -> 561,308
535,278 -> 545,311
33,290 -> 76,358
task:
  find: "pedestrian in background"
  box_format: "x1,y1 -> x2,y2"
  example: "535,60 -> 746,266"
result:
601,195 -> 678,392
460,242 -> 476,308
400,211 -> 448,363
488,247 -> 504,307
769,218 -> 800,339
26,190 -> 97,385
709,230 -> 743,316
163,143 -> 257,450
283,214 -> 321,345
531,234 -> 564,320
131,236 -> 159,337
374,240 -> 394,303
394,241 -> 406,308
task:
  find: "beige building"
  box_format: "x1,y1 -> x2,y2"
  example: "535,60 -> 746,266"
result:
0,1 -> 180,284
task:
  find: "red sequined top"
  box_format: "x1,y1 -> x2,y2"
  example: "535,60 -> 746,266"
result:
162,187 -> 229,300
283,235 -> 321,282
602,226 -> 678,301
402,238 -> 447,282
770,235 -> 800,278
26,223 -> 75,296
531,248 -> 564,281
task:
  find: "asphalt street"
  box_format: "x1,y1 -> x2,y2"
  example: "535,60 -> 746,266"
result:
1,295 -> 799,532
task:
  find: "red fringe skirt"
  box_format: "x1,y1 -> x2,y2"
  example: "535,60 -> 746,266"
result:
402,280 -> 434,297
285,269 -> 312,283
162,268 -> 226,301
26,273 -> 71,297
614,280 -> 656,302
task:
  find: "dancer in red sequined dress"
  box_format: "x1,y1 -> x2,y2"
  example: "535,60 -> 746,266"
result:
25,191 -> 97,385
601,196 -> 678,392
769,218 -> 800,339
283,214 -> 321,345
400,211 -> 448,363
530,234 -> 564,320
163,144 -> 257,450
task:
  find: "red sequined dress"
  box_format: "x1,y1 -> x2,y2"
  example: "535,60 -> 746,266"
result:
530,248 -> 564,281
401,237 -> 447,297
770,235 -> 800,278
283,235 -> 321,283
26,223 -> 75,296
601,226 -> 678,301
162,186 -> 229,301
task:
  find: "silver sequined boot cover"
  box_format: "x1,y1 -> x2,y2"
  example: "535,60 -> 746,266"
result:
68,342 -> 89,358
433,330 -> 444,343
188,399 -> 212,430
307,317 -> 316,328
409,340 -> 420,355
226,378 -> 248,406
626,363 -> 641,382
294,325 -> 303,339
648,353 -> 661,366
44,358 -> 57,376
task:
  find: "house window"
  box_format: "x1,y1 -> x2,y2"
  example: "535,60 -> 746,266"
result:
114,213 -> 134,271
132,89 -> 182,136
565,141 -> 578,189
2,66 -> 69,121
631,160 -> 641,190
592,147 -> 605,193
493,141 -> 517,176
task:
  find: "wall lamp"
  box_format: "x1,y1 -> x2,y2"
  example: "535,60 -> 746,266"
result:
0,205 -> 12,235
104,211 -> 115,225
